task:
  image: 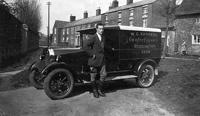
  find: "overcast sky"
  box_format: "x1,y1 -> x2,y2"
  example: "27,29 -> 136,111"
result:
40,0 -> 142,34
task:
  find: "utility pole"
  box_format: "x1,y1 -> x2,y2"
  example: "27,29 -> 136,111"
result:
47,1 -> 51,47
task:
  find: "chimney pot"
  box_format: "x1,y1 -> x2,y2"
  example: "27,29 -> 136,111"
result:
70,15 -> 76,22
111,0 -> 118,9
96,7 -> 101,16
127,0 -> 133,5
84,11 -> 88,19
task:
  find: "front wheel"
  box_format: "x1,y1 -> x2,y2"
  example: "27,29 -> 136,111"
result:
44,68 -> 74,100
136,65 -> 155,88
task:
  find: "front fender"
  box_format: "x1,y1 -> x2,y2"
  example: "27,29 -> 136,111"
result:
29,61 -> 37,72
134,59 -> 158,75
41,62 -> 72,76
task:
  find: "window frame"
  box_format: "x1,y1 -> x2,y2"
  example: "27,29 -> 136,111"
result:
118,11 -> 122,25
195,18 -> 200,23
129,8 -> 134,26
192,34 -> 200,45
142,5 -> 148,27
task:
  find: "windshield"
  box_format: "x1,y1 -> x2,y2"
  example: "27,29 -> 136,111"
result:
81,33 -> 92,48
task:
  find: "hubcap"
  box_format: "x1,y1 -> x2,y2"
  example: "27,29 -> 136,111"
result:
140,68 -> 153,86
49,72 -> 70,95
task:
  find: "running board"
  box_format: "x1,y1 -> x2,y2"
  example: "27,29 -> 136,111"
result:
82,75 -> 138,84
108,75 -> 137,81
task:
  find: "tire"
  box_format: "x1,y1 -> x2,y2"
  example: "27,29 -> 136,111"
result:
136,64 -> 155,88
29,70 -> 43,89
44,68 -> 74,100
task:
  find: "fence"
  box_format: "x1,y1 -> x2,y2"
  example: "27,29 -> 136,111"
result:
0,7 -> 39,68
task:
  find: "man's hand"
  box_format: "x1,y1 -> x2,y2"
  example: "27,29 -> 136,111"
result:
92,54 -> 96,60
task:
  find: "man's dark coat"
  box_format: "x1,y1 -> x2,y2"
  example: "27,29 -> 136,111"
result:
84,33 -> 105,67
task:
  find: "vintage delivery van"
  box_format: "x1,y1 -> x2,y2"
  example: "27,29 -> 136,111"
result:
29,25 -> 162,100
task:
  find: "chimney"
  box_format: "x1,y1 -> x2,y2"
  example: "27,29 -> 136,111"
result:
112,0 -> 118,8
127,0 -> 133,5
83,11 -> 88,19
70,15 -> 76,22
109,0 -> 118,10
109,4 -> 113,10
96,7 -> 101,16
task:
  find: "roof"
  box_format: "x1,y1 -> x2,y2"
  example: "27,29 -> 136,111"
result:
176,0 -> 200,16
53,20 -> 69,28
78,25 -> 161,33
105,0 -> 157,13
105,25 -> 161,32
64,15 -> 102,28
77,27 -> 96,34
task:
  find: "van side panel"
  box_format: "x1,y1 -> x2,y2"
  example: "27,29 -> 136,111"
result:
119,30 -> 161,70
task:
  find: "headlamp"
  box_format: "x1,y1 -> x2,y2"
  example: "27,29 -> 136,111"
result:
48,49 -> 55,56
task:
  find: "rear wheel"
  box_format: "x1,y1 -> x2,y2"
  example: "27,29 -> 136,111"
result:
29,70 -> 43,89
136,64 -> 155,88
44,68 -> 74,100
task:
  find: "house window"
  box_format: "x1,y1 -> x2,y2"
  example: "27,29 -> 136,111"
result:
143,5 -> 148,14
66,28 -> 69,34
71,27 -> 74,34
88,24 -> 91,28
118,11 -> 122,25
54,28 -> 56,34
143,18 -> 148,27
118,11 -> 122,19
142,5 -> 148,27
62,29 -> 65,35
192,34 -> 200,44
66,37 -> 69,42
195,18 -> 200,23
62,29 -> 65,42
54,37 -> 57,43
129,8 -> 134,26
105,14 -> 108,24
129,20 -> 133,26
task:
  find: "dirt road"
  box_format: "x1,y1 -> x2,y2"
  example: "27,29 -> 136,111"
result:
0,85 -> 173,116
0,58 -> 200,116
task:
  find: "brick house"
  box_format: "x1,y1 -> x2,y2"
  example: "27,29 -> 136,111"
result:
52,0 -> 200,56
174,0 -> 200,55
52,8 -> 102,48
52,20 -> 69,47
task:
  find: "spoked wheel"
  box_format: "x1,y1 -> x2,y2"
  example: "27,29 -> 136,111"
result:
136,65 -> 155,88
44,68 -> 74,100
29,70 -> 44,89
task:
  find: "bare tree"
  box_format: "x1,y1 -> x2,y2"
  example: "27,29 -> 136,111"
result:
158,0 -> 182,57
0,0 -> 10,11
13,0 -> 41,32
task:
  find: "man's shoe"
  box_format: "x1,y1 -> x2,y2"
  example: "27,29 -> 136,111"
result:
98,90 -> 106,97
93,90 -> 99,98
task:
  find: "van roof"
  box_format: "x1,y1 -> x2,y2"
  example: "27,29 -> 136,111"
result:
105,25 -> 161,32
77,25 -> 161,33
